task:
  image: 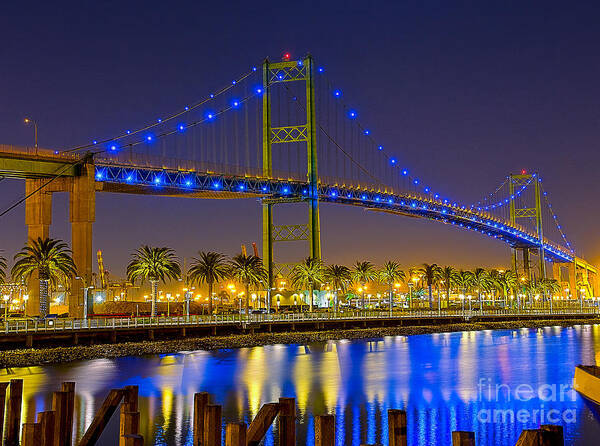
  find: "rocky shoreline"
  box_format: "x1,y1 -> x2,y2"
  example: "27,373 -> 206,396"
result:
1,318 -> 598,368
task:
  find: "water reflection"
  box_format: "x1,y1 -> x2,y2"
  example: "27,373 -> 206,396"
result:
3,326 -> 600,445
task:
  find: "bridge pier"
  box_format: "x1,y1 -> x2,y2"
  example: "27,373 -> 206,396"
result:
69,163 -> 95,318
24,179 -> 52,316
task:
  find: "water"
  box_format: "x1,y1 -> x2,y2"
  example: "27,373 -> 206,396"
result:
4,325 -> 600,445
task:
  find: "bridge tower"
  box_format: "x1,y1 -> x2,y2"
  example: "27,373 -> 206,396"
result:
261,55 -> 321,289
509,172 -> 546,282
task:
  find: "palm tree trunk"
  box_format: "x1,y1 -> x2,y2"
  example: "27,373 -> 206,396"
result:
362,289 -> 366,310
428,284 -> 433,309
39,278 -> 49,317
150,280 -> 158,317
334,290 -> 338,314
309,283 -> 314,312
446,285 -> 451,309
388,285 -> 393,316
478,291 -> 482,314
208,281 -> 213,315
245,283 -> 250,318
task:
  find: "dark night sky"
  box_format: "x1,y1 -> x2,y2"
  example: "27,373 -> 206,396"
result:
1,1 -> 599,276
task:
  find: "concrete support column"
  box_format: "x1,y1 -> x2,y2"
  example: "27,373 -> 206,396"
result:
567,263 -> 577,300
24,179 -> 53,316
69,163 -> 95,318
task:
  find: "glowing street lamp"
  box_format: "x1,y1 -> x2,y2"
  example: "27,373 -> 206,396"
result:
23,118 -> 38,153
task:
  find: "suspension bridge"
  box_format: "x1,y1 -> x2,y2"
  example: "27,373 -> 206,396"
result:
0,53 -> 596,317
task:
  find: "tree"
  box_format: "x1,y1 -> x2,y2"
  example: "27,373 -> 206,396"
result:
416,263 -> 440,309
379,261 -> 406,314
127,246 -> 181,317
352,261 -> 377,309
440,266 -> 459,308
12,237 -> 77,316
324,264 -> 352,313
228,254 -> 268,316
471,268 -> 491,312
290,257 -> 324,312
187,252 -> 229,314
0,251 -> 6,284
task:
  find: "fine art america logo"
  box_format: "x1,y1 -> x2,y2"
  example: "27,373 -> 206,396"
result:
476,378 -> 577,424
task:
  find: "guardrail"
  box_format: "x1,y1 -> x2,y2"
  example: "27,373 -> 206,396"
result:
1,307 -> 597,335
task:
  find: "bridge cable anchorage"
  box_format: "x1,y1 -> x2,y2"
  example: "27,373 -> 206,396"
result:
61,65 -> 260,154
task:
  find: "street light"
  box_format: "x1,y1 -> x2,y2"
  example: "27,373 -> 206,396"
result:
3,294 -> 10,320
23,118 -> 38,153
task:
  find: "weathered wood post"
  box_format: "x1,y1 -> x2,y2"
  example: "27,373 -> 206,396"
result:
388,409 -> 407,446
53,390 -> 70,446
120,386 -> 140,446
203,404 -> 222,446
225,422 -> 246,446
0,382 -> 8,441
122,433 -> 144,446
62,381 -> 76,444
315,415 -> 335,446
193,392 -> 210,445
246,403 -> 280,446
452,431 -> 475,446
78,389 -> 124,446
21,422 -> 42,446
37,410 -> 55,446
278,397 -> 296,446
5,379 -> 23,446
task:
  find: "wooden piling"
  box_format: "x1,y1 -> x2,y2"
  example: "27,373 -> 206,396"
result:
388,409 -> 407,446
314,415 -> 335,446
247,403 -> 280,446
53,390 -> 70,446
62,381 -> 76,444
5,378 -> 23,446
193,392 -> 210,446
120,412 -> 140,446
0,382 -> 8,441
37,411 -> 55,446
78,389 -> 124,446
278,397 -> 296,446
452,431 -> 475,446
203,404 -> 222,446
225,422 -> 246,446
21,422 -> 42,446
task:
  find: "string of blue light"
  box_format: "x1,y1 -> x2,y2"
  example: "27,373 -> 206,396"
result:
539,181 -> 575,253
62,65 -> 260,154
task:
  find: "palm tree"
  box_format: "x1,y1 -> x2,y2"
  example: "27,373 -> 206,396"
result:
290,257 -> 324,312
324,264 -> 352,313
502,270 -> 519,308
352,261 -> 377,309
471,268 -> 491,312
440,266 -> 458,308
127,246 -> 181,317
12,237 -> 77,316
187,252 -> 229,314
416,263 -> 440,309
379,261 -> 406,314
0,252 -> 6,284
228,254 -> 268,316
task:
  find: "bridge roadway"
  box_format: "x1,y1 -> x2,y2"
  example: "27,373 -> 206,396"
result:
0,309 -> 597,349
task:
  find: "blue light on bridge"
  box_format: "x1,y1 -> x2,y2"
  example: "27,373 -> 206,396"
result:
262,186 -> 268,192
185,180 -> 192,187
93,140 -> 98,145
95,171 -> 103,180
154,176 -> 161,184
390,158 -> 397,165
282,187 -> 289,194
361,194 -> 367,200
126,130 -> 131,134
413,178 -> 419,185
239,184 -> 245,190
210,94 -> 214,98
231,99 -> 240,108
331,191 -> 337,197
402,170 -> 408,175
206,112 -> 215,121
318,67 -> 324,73
333,90 -> 342,97
424,187 -> 430,193
110,144 -> 118,151
126,175 -> 133,182
364,129 -> 370,135
157,118 -> 162,123
378,145 -> 383,151
145,135 -> 154,143
213,182 -> 221,189
177,123 -> 186,132
348,110 -> 357,119
255,87 -> 263,95
232,80 -> 236,85
184,106 -> 189,111
252,67 -> 257,72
